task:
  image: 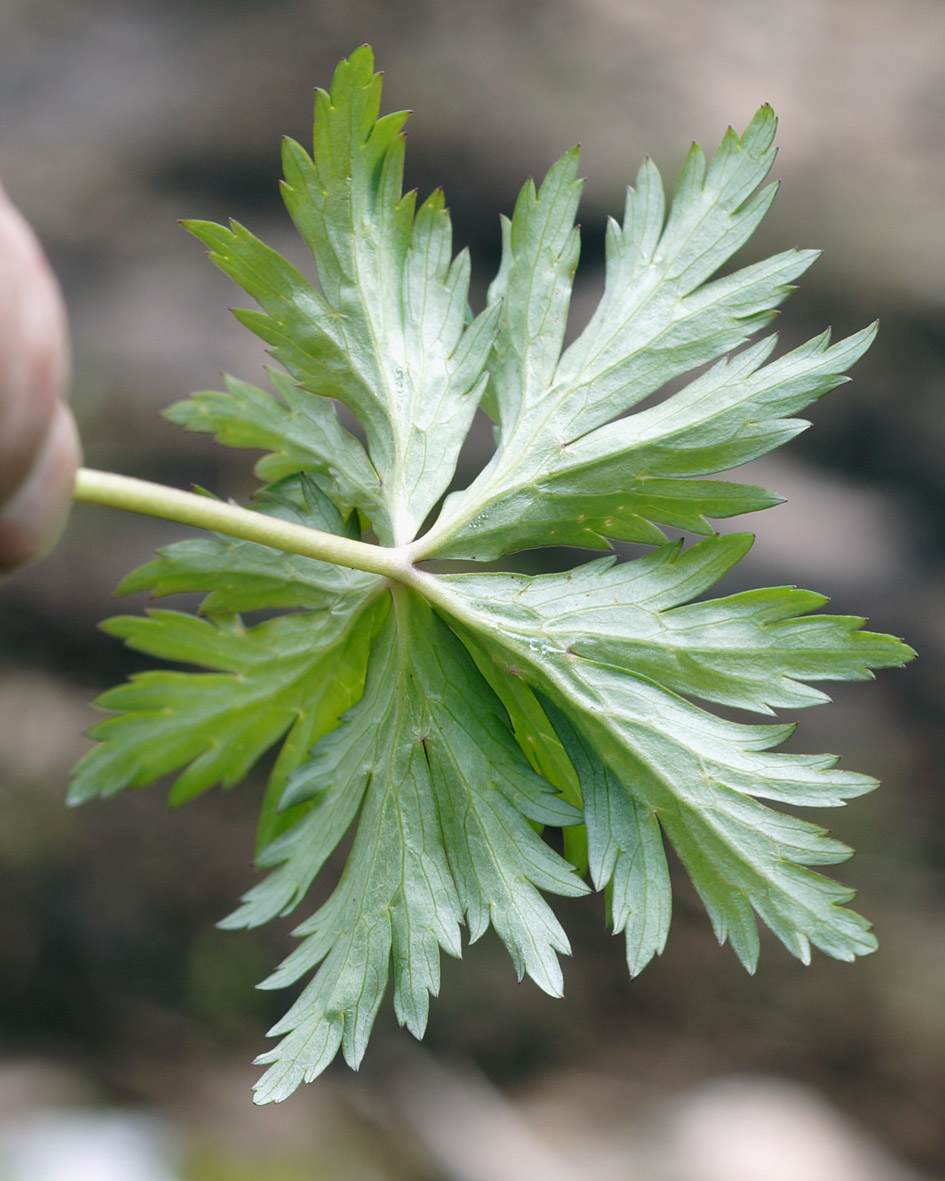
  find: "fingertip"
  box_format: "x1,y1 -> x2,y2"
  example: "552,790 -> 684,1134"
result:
0,402 -> 81,573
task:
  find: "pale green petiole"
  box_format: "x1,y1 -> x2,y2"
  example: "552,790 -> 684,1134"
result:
72,467 -> 415,583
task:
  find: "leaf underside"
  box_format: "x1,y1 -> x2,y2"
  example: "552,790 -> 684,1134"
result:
72,46 -> 914,1101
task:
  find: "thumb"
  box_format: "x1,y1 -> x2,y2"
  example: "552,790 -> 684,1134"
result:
0,183 -> 80,571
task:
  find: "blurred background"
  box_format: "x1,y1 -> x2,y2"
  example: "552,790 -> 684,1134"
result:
1,1 -> 943,1177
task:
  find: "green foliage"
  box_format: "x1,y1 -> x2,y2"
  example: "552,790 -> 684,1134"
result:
71,46 -> 914,1101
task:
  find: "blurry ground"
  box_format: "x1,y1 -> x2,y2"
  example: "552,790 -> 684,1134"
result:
1,1 -> 944,1177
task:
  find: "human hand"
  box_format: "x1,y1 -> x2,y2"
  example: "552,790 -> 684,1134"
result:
0,183 -> 80,572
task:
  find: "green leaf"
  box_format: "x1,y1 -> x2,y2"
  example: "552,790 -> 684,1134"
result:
165,370 -> 386,527
68,596 -> 382,808
479,149 -> 583,430
543,700 -> 671,977
424,108 -> 848,558
434,325 -> 876,556
69,49 -> 916,1102
183,45 -> 499,544
430,541 -> 913,968
70,474 -> 385,851
458,624 -> 588,871
442,534 -> 911,715
235,593 -> 586,1103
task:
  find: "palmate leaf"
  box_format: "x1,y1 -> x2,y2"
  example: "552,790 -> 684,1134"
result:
422,107 -> 870,558
70,45 -> 914,1102
435,325 -> 877,555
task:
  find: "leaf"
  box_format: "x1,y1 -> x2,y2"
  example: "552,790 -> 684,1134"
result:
433,325 -> 877,557
70,476 -> 385,850
479,149 -> 583,431
165,369 -> 386,527
543,700 -> 671,977
68,596 -> 383,809
441,534 -> 911,716
429,538 -> 910,969
236,594 -> 586,1103
423,108 -> 862,558
181,45 -> 500,544
70,47 -> 915,1101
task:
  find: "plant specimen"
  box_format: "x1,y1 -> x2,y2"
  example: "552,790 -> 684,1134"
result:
64,46 -> 913,1102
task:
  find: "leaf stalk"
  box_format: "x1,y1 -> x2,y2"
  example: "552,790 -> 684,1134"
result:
72,468 -> 411,583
